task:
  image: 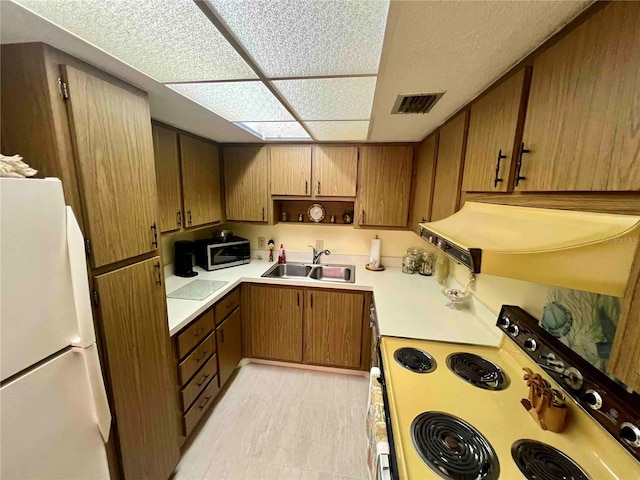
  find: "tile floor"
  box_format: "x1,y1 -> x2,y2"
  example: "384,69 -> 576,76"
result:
174,363 -> 369,480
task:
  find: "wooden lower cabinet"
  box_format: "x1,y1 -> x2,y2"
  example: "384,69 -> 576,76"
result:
94,257 -> 180,480
303,290 -> 364,368
216,308 -> 243,387
250,285 -> 303,362
247,284 -> 369,370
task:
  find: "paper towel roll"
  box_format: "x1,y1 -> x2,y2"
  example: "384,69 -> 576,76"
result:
369,237 -> 381,268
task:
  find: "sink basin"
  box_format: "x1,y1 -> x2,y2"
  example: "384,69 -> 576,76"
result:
308,265 -> 355,283
261,263 -> 355,283
262,263 -> 312,278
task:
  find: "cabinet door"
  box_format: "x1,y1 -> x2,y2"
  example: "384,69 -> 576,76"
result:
411,133 -> 438,232
269,146 -> 312,196
63,65 -> 158,268
303,290 -> 364,368
463,69 -> 528,192
223,147 -> 269,222
180,134 -> 222,227
431,111 -> 469,221
216,308 -> 242,388
518,2 -> 640,191
313,146 -> 358,197
94,257 -> 180,480
250,285 -> 302,362
152,124 -> 182,232
357,146 -> 413,227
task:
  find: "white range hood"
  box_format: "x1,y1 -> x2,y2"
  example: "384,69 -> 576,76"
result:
419,202 -> 640,297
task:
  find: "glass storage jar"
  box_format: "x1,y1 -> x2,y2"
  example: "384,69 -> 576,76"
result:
419,252 -> 435,276
402,254 -> 418,274
435,254 -> 450,285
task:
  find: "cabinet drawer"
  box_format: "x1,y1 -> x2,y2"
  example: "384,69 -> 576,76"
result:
176,309 -> 215,360
215,288 -> 240,325
183,374 -> 221,437
180,353 -> 218,412
178,331 -> 216,385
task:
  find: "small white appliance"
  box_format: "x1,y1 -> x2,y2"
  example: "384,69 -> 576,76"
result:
0,178 -> 111,479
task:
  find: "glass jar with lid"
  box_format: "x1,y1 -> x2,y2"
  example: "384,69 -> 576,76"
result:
402,254 -> 418,274
418,252 -> 435,276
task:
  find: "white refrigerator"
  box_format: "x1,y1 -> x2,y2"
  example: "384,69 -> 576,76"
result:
1,177 -> 111,479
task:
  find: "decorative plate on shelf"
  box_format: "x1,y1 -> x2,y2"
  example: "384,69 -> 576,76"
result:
307,203 -> 326,222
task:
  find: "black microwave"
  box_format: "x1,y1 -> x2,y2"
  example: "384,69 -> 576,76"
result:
195,236 -> 250,271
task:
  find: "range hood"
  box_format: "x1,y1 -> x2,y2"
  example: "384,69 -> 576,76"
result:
419,202 -> 640,297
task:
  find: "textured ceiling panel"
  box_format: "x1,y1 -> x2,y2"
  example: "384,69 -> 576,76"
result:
272,77 -> 377,121
369,0 -> 592,142
207,0 -> 389,77
169,82 -> 294,122
15,0 -> 256,82
305,121 -> 370,141
238,122 -> 311,141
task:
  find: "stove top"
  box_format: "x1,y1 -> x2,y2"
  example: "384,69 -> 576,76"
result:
379,336 -> 640,479
394,347 -> 437,373
411,412 -> 499,480
446,352 -> 509,391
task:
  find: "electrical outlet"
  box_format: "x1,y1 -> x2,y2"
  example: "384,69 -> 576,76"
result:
315,239 -> 324,251
258,237 -> 266,249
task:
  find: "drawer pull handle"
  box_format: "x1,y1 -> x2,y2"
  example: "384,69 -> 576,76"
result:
198,395 -> 212,410
194,327 -> 205,337
226,301 -> 233,308
196,374 -> 210,387
196,350 -> 208,362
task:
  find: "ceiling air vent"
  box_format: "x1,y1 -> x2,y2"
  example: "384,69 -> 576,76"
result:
391,92 -> 444,114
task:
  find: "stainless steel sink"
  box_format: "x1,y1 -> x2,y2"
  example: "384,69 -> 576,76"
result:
262,263 -> 312,279
308,265 -> 354,283
262,262 -> 355,283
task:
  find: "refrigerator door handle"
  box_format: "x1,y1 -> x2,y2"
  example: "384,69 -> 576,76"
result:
75,344 -> 111,443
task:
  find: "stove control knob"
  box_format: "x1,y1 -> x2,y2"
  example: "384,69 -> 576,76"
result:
498,316 -> 511,328
507,325 -> 520,337
620,422 -> 640,448
583,389 -> 603,410
523,338 -> 538,352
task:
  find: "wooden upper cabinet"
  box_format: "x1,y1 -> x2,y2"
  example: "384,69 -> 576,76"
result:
63,65 -> 159,268
313,146 -> 358,197
518,1 -> 640,192
152,124 -> 182,232
303,290 -> 364,369
94,257 -> 180,480
269,146 -> 312,196
463,68 -> 530,193
223,147 -> 269,222
431,111 -> 469,221
357,145 -> 414,227
180,134 -> 222,228
411,133 -> 438,232
249,285 -> 303,362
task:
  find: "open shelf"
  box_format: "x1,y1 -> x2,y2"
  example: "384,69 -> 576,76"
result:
273,199 -> 355,226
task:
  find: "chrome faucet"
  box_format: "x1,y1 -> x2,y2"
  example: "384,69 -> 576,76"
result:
308,245 -> 331,264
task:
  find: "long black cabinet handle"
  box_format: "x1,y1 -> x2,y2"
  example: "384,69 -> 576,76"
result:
151,223 -> 158,248
515,142 -> 530,187
494,149 -> 507,188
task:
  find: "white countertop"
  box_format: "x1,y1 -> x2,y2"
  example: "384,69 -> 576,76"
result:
165,260 -> 503,346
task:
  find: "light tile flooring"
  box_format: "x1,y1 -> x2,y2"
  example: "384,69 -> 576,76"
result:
174,363 -> 369,480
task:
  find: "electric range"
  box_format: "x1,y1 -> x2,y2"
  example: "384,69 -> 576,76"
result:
379,305 -> 640,479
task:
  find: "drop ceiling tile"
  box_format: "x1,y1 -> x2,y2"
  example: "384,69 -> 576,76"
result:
169,82 -> 294,122
305,121 -> 370,141
238,122 -> 311,141
15,0 -> 256,82
272,77 -> 376,121
207,0 -> 389,77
